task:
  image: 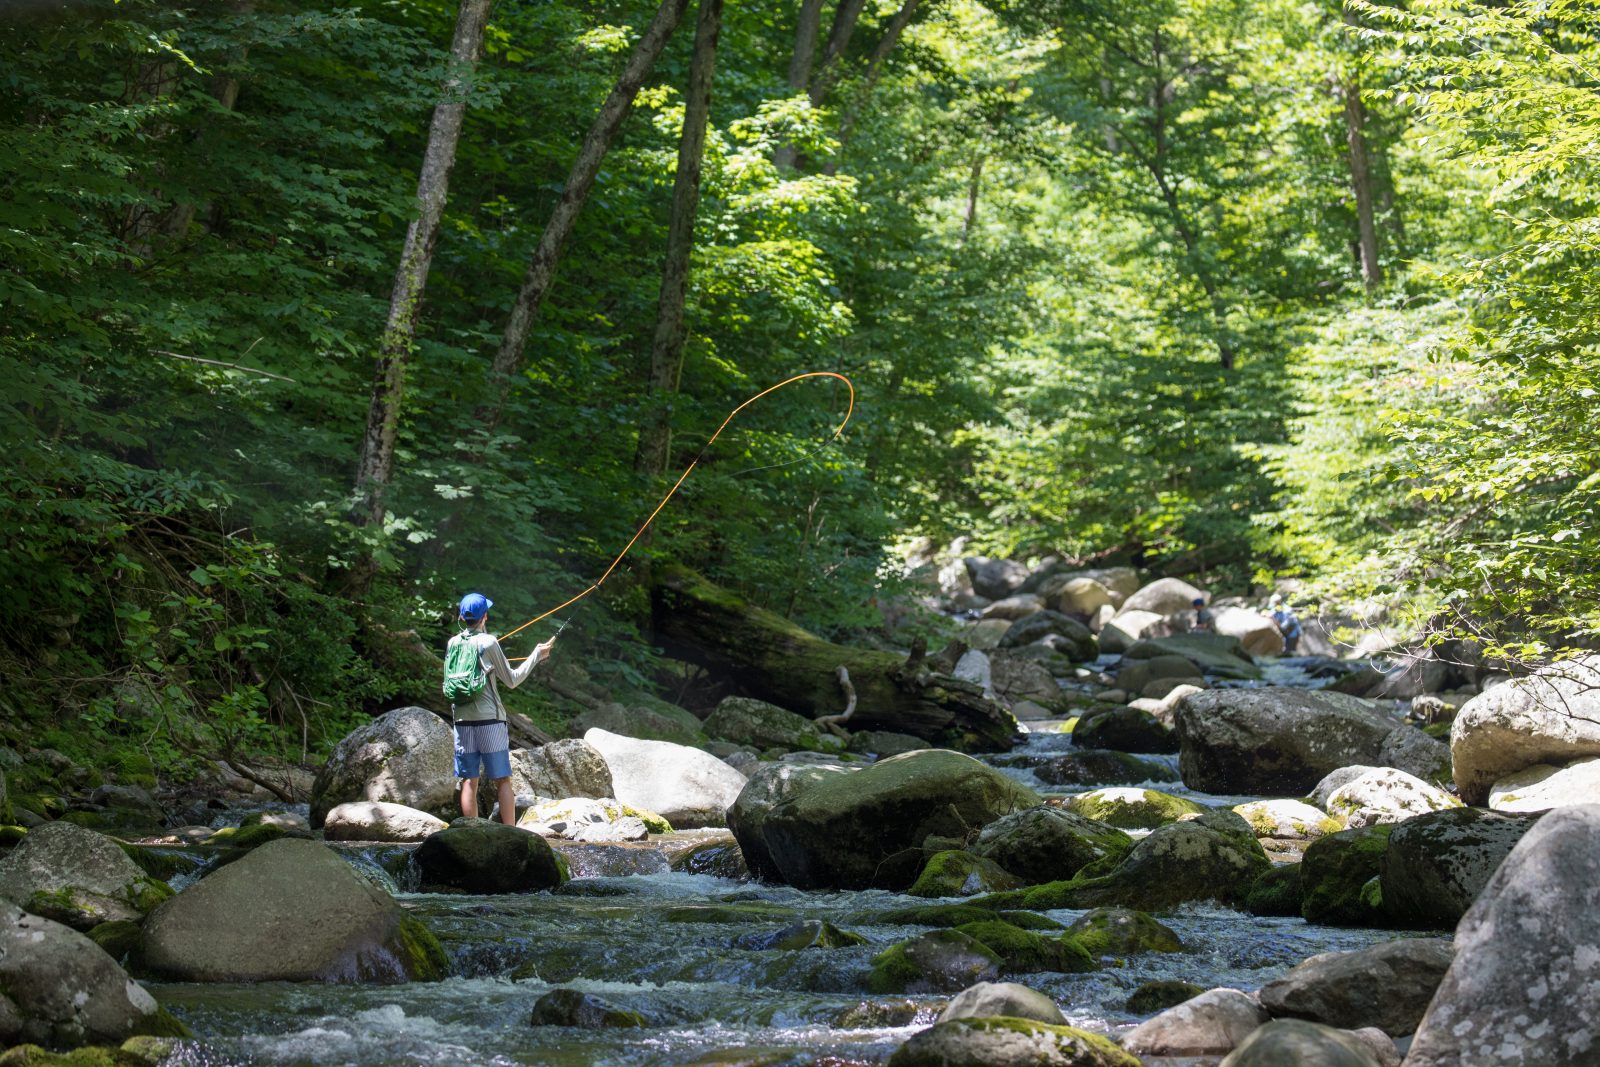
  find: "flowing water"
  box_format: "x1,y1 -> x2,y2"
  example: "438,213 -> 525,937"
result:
140,653 -> 1413,1066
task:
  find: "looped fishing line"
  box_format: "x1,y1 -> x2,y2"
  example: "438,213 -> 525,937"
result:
501,371 -> 854,657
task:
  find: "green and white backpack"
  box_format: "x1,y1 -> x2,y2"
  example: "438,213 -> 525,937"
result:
442,632 -> 488,703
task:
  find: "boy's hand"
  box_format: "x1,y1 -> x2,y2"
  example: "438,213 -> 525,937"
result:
535,638 -> 556,662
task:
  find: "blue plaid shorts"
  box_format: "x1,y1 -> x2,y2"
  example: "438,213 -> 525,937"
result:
453,720 -> 511,780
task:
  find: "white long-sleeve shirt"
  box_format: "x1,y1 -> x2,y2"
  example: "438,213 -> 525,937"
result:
446,629 -> 542,724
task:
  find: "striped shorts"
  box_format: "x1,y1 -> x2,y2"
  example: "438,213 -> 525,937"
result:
453,720 -> 511,780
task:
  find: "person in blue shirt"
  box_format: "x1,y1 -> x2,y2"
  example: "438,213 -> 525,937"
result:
1269,594 -> 1302,656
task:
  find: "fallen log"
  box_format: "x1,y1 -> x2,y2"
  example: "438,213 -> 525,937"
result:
651,565 -> 1020,752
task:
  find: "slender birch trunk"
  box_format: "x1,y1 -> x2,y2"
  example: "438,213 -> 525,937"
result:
1343,79 -> 1382,292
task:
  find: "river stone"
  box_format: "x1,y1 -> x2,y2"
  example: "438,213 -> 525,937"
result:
570,700 -> 705,745
1072,706 -> 1177,754
889,1017 -> 1139,1067
727,762 -> 856,881
1100,611 -> 1167,654
1449,653 -> 1600,804
507,739 -> 614,800
1035,820 -> 1270,911
734,919 -> 866,951
1000,611 -> 1097,661
412,818 -> 567,893
952,649 -> 995,699
1213,607 -> 1284,658
868,929 -> 1003,994
966,556 -> 1028,600
1115,654 -> 1201,695
1299,825 -> 1393,926
1245,863 -> 1304,917
1127,980 -> 1206,1015
0,902 -> 185,1049
0,822 -> 171,931
142,838 -> 445,982
1122,578 -> 1206,618
1377,725 -> 1451,784
1406,803 -> 1600,1067
528,988 -> 645,1028
704,697 -> 825,752
1174,689 -> 1397,794
1331,654 -> 1451,701
1218,1019 -> 1393,1067
990,653 -> 1061,706
1031,750 -> 1179,787
1377,806 -> 1541,929
1123,634 -> 1261,680
938,981 -> 1066,1025
1488,755 -> 1600,812
970,806 -> 1133,884
583,728 -> 747,828
981,594 -> 1047,621
1234,799 -> 1343,841
1310,765 -> 1382,809
847,730 -> 932,758
1067,907 -> 1183,956
909,851 -> 1024,897
1120,987 -> 1269,1057
1258,938 -> 1454,1035
755,750 -> 1040,890
1062,788 -> 1206,830
517,797 -> 649,842
1323,767 -> 1462,829
310,706 -> 456,828
322,801 -> 447,843
1048,577 -> 1116,617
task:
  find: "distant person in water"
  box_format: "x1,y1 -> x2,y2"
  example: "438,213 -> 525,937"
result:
442,593 -> 555,825
1269,594 -> 1302,656
1190,596 -> 1215,632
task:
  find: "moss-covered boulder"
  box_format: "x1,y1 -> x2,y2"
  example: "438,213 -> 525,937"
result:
141,838 -> 447,982
412,818 -> 568,893
752,750 -> 1039,890
0,1037 -> 181,1067
704,696 -> 826,752
872,903 -> 1062,930
1071,706 -> 1178,754
1126,980 -> 1205,1015
1300,825 -> 1395,926
969,807 -> 1132,884
1323,767 -> 1461,829
887,1017 -> 1141,1067
0,823 -> 172,931
909,851 -> 1024,897
1062,788 -> 1207,830
954,920 -> 1096,974
204,821 -> 304,850
733,919 -> 866,950
0,903 -> 190,1049
727,762 -> 856,881
84,920 -> 143,964
1067,907 -> 1183,957
867,929 -> 1002,993
528,988 -> 645,1028
1244,864 -> 1304,917
1234,799 -> 1345,843
1030,750 -> 1180,788
1378,806 -> 1541,929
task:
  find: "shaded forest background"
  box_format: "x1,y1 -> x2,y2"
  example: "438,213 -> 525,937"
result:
3,0 -> 1596,780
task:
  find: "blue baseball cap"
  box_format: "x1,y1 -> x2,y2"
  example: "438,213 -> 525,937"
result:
458,593 -> 492,621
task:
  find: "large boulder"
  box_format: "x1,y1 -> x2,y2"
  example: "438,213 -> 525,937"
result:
1027,750 -> 1179,787
322,801 -> 448,843
1487,755 -> 1600,813
868,929 -> 1002,994
1321,767 -> 1461,829
1121,987 -> 1269,1057
1450,655 -> 1600,804
1406,804 -> 1600,1067
1218,1020 -> 1395,1067
310,706 -> 456,828
1174,689 -> 1398,795
1330,654 -> 1451,700
1299,825 -> 1393,926
1028,819 -> 1270,912
704,697 -> 826,752
1000,611 -> 1097,661
1257,938 -> 1454,1035
412,818 -> 567,893
752,750 -> 1040,890
141,838 -> 446,982
1062,788 -> 1207,830
1213,607 -> 1284,658
965,557 -> 1029,600
1099,610 -> 1167,654
0,902 -> 186,1049
727,762 -> 856,881
889,1017 -> 1139,1067
1121,578 -> 1206,618
1115,654 -> 1205,696
0,822 -> 171,931
1045,576 -> 1116,617
980,593 -> 1047,622
583,728 -> 747,828
1376,726 -> 1451,784
937,981 -> 1066,1025
1072,706 -> 1177,754
507,739 -> 614,800
908,852 -> 1023,897
1377,806 -> 1542,929
1124,634 -> 1261,680
969,806 -> 1133,884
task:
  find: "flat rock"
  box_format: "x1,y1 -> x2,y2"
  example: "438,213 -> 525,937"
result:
583,728 -> 747,828
322,801 -> 447,843
937,981 -> 1065,1025
1487,755 -> 1600,813
1121,987 -> 1268,1056
1218,1019 -> 1394,1067
1257,938 -> 1454,1035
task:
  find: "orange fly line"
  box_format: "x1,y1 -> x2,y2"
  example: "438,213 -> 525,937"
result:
500,371 -> 855,654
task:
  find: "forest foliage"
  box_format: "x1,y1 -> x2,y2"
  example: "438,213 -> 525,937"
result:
2,0 -> 1596,776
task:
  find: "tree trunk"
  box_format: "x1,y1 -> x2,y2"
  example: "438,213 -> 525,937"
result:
475,0 -> 693,435
773,0 -> 827,169
961,154 -> 983,240
651,565 -> 1021,751
352,0 -> 492,538
832,0 -> 925,160
634,0 -> 723,477
1343,79 -> 1382,292
809,0 -> 869,106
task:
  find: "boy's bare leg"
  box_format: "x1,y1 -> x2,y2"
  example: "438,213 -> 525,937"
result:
459,777 -> 477,819
496,776 -> 516,825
